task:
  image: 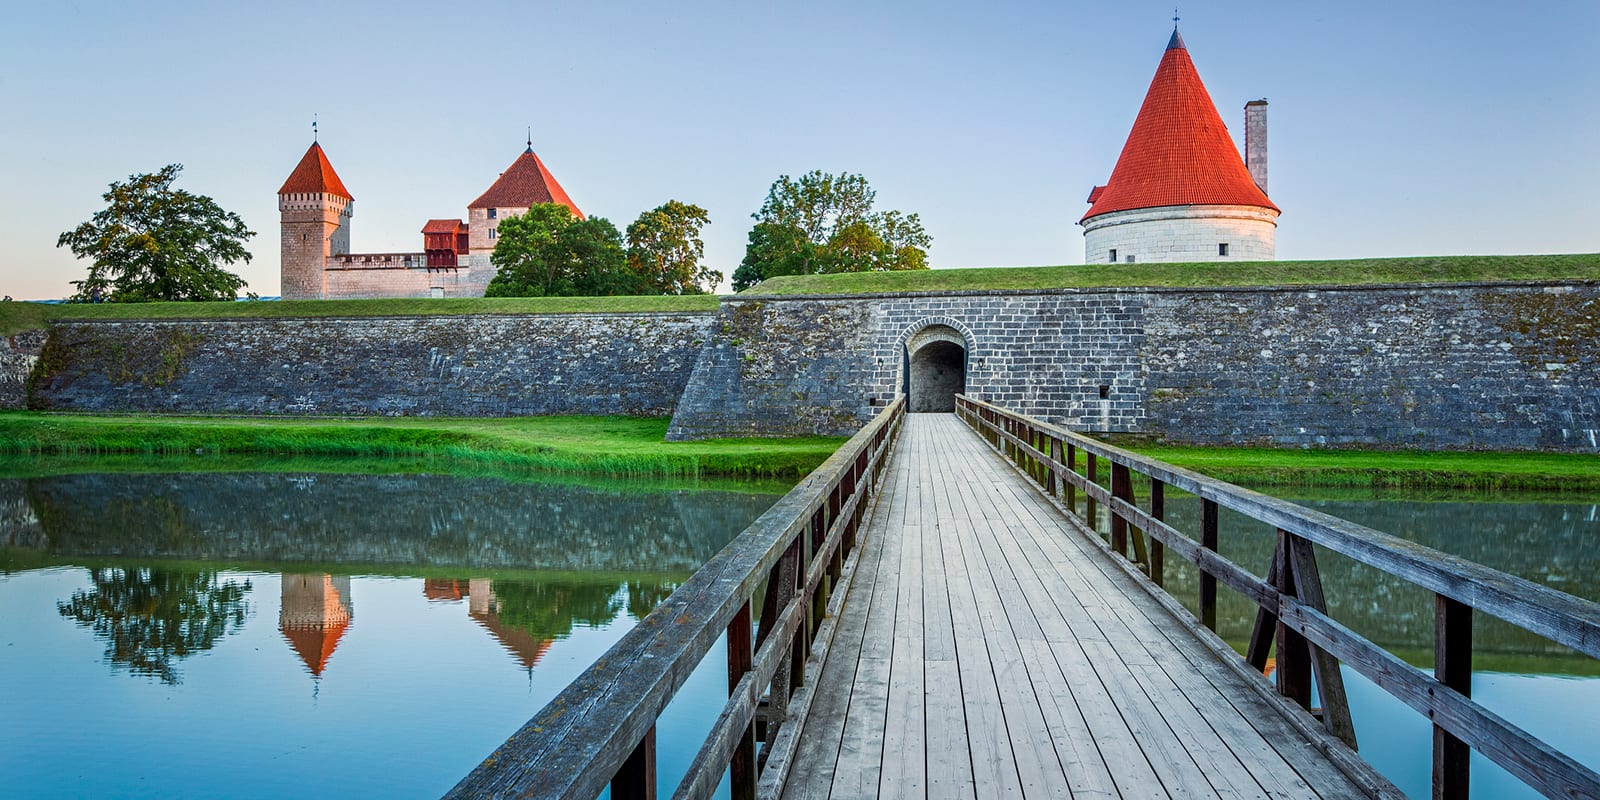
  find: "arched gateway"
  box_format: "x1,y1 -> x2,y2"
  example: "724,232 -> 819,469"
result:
903,323 -> 968,413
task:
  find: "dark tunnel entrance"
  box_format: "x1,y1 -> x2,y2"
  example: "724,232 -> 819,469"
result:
908,339 -> 967,413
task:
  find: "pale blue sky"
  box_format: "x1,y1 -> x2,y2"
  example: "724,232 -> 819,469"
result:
2,1 -> 1596,299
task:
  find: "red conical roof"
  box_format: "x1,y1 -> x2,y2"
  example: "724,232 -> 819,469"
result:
1082,30 -> 1276,222
469,148 -> 584,219
278,142 -> 353,200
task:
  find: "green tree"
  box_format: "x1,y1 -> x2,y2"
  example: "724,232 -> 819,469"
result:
626,201 -> 719,294
733,170 -> 930,291
57,164 -> 254,302
485,204 -> 639,297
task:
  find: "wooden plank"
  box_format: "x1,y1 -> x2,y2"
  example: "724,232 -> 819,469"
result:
778,425 -> 907,800
1286,535 -> 1358,749
877,419 -> 927,799
918,422 -> 974,800
964,411 -> 1388,800
1433,595 -> 1472,800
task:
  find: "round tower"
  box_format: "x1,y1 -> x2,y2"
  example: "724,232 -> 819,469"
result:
278,142 -> 353,299
1080,28 -> 1279,264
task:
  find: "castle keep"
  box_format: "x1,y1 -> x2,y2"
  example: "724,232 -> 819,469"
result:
277,141 -> 583,300
1081,28 -> 1279,264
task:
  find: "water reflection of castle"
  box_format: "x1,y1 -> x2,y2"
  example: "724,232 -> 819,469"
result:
276,574 -> 554,678
424,579 -> 554,669
279,574 -> 353,677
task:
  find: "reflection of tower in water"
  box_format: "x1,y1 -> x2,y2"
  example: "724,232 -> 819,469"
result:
280,574 -> 353,677
423,578 -> 553,669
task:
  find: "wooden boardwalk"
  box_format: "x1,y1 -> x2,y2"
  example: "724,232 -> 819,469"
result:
782,413 -> 1377,800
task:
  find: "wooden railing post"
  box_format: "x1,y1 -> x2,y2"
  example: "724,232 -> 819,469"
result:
1086,453 -> 1099,534
1434,596 -> 1473,800
728,602 -> 756,800
1273,531 -> 1313,711
1065,444 -> 1077,515
1200,498 -> 1218,631
1286,536 -> 1357,748
1110,462 -> 1131,557
1048,437 -> 1063,501
1150,479 -> 1166,588
611,726 -> 657,800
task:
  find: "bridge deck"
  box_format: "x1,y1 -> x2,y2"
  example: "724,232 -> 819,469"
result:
782,413 -> 1373,800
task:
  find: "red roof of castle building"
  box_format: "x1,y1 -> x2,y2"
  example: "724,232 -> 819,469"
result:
421,218 -> 465,234
1081,29 -> 1276,223
278,142 -> 353,200
469,148 -> 584,219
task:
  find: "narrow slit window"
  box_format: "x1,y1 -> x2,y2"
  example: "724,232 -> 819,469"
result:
1219,243 -> 1230,256
1109,248 -> 1117,263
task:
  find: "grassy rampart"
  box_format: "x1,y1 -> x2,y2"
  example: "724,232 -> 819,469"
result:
0,295 -> 720,336
0,413 -> 843,479
744,253 -> 1600,296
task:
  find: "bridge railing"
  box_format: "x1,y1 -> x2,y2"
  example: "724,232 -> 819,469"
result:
955,394 -> 1600,800
447,397 -> 905,800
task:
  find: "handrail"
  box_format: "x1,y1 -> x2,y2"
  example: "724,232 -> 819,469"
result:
447,396 -> 905,799
955,394 -> 1600,800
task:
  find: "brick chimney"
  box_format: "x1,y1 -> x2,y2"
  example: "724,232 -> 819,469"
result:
1245,99 -> 1268,194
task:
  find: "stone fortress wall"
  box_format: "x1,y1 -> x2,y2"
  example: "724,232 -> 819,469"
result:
14,282 -> 1600,453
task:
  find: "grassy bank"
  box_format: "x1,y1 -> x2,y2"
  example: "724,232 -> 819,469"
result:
745,253 -> 1600,296
0,413 -> 844,479
1122,444 -> 1600,492
0,295 -> 720,336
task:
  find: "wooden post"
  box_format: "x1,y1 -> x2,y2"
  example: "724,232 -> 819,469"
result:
1086,453 -> 1099,534
1273,531 -> 1313,711
1150,479 -> 1166,588
1110,462 -> 1131,557
1434,595 -> 1473,800
728,601 -> 756,800
1286,536 -> 1357,749
611,725 -> 657,800
1246,547 -> 1280,671
1048,437 -> 1063,501
1065,444 -> 1077,516
1200,498 -> 1218,631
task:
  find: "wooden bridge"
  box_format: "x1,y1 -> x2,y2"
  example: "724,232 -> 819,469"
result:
448,398 -> 1600,800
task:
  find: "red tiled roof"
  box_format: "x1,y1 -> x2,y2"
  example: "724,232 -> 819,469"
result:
469,148 -> 584,219
1081,30 -> 1276,222
278,142 -> 353,200
421,218 -> 464,234
282,620 -> 350,677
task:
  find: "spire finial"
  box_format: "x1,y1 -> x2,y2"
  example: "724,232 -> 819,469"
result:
1173,7 -> 1180,28
312,113 -> 319,143
525,126 -> 533,154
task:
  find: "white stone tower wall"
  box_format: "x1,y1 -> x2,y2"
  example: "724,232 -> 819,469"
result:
1082,205 -> 1277,264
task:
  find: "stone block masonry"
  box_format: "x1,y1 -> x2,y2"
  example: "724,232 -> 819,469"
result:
31,313 -> 713,417
1,330 -> 47,410
669,283 -> 1600,452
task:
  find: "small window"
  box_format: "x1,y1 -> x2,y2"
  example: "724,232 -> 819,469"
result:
489,228 -> 497,239
1098,384 -> 1111,400
1109,248 -> 1117,263
487,208 -> 497,219
1218,243 -> 1229,256
1125,255 -> 1135,263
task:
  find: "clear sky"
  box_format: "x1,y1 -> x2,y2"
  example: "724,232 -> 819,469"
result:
2,1 -> 1596,300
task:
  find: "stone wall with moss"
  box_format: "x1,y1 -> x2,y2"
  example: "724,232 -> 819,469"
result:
669,283 -> 1600,452
1,330 -> 47,410
29,313 -> 712,417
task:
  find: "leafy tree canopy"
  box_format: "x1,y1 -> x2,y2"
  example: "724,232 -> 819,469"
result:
57,164 -> 254,302
485,204 -> 642,297
732,170 -> 931,291
626,200 -> 720,295
58,567 -> 253,684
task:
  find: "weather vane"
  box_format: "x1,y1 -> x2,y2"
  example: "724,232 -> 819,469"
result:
526,126 -> 533,150
1173,7 -> 1180,27
313,113 -> 319,143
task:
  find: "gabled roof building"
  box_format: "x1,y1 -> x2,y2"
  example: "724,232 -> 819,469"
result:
277,139 -> 583,299
1080,28 -> 1279,264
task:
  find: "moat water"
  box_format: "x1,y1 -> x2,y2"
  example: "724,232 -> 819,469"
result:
0,466 -> 1596,798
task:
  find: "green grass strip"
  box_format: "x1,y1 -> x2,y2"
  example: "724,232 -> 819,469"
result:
744,253 -> 1600,296
0,295 -> 720,335
1121,443 -> 1600,492
0,413 -> 844,480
